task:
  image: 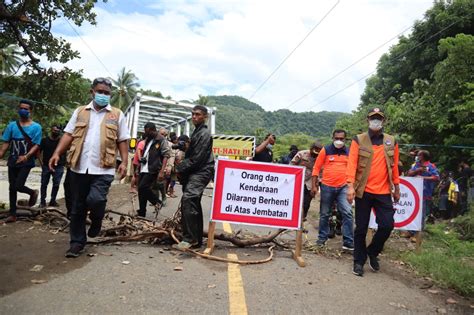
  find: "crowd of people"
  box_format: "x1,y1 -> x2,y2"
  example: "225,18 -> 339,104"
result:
0,78 -> 472,277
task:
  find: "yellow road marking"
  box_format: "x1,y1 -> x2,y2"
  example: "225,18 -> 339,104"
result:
223,222 -> 232,234
224,222 -> 248,315
227,253 -> 248,315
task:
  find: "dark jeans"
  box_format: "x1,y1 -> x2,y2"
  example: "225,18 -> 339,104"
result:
63,168 -> 72,218
138,172 -> 160,216
354,192 -> 394,265
302,185 -> 312,219
70,172 -> 114,247
40,165 -> 64,204
181,168 -> 212,245
319,184 -> 354,246
8,166 -> 34,216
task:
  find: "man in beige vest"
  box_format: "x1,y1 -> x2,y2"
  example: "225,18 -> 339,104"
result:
346,108 -> 400,276
49,77 -> 130,258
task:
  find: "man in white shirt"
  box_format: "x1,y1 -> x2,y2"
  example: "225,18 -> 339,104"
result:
49,77 -> 130,258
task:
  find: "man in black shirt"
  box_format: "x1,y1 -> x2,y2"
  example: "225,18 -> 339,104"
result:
253,133 -> 275,163
40,125 -> 65,207
175,105 -> 214,249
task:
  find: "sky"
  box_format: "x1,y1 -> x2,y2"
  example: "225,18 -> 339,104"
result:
48,0 -> 434,113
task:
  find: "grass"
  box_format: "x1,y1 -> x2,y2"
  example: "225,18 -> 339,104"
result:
401,223 -> 474,297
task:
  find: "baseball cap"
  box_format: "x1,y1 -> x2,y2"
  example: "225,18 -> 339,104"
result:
367,107 -> 385,118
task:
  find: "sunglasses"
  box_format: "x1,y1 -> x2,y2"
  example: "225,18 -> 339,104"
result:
93,77 -> 112,87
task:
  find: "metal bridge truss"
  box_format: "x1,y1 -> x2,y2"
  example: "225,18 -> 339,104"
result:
123,93 -> 216,138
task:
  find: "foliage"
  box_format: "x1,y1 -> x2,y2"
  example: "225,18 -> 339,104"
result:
337,0 -> 474,171
0,44 -> 23,75
0,0 -> 104,71
272,133 -> 330,161
209,95 -> 347,139
110,67 -> 140,110
0,69 -> 91,132
452,205 -> 474,241
403,223 -> 474,296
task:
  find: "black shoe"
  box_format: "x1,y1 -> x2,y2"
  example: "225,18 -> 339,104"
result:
353,263 -> 364,277
49,201 -> 59,207
65,245 -> 84,258
368,255 -> 380,272
342,243 -> 354,251
87,220 -> 102,238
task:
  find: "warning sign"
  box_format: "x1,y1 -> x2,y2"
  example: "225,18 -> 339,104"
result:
369,176 -> 423,231
212,135 -> 255,158
211,158 -> 304,230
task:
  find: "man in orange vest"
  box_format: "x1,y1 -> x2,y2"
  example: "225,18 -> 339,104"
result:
346,108 -> 400,277
50,77 -> 130,258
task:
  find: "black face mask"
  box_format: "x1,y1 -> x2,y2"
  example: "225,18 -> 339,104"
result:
146,133 -> 154,140
52,132 -> 60,138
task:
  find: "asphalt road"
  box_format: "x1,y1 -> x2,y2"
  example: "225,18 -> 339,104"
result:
0,182 -> 454,314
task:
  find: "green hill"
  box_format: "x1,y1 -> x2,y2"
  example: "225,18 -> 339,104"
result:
207,95 -> 348,138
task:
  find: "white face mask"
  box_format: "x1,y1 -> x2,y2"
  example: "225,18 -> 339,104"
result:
266,144 -> 273,150
333,140 -> 344,149
369,119 -> 383,131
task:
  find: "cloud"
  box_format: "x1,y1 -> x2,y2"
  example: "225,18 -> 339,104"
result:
48,0 -> 434,112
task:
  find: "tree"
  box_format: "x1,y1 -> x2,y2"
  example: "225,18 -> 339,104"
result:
110,67 -> 140,110
0,44 -> 24,75
196,94 -> 210,106
0,0 -> 104,72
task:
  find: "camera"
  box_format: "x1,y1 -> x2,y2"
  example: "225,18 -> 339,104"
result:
139,157 -> 147,164
172,140 -> 186,150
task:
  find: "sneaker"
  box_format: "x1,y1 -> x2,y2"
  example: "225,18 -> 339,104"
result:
353,263 -> 364,277
87,220 -> 102,238
316,240 -> 326,247
161,197 -> 167,207
28,190 -> 39,207
342,244 -> 354,251
49,201 -> 59,207
154,202 -> 162,216
65,245 -> 84,258
4,215 -> 17,223
368,255 -> 380,272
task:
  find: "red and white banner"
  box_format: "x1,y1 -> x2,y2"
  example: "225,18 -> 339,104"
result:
211,158 -> 305,230
369,176 -> 424,231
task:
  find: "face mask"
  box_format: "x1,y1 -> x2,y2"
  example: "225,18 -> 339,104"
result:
52,132 -> 60,138
333,140 -> 344,149
415,156 -> 420,162
368,119 -> 383,131
18,109 -> 30,118
266,144 -> 273,150
94,93 -> 110,107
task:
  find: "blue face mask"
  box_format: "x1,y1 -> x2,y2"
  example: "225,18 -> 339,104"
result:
94,93 -> 110,107
18,108 -> 30,118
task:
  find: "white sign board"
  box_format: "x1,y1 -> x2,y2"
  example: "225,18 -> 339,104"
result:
211,159 -> 305,230
369,177 -> 424,231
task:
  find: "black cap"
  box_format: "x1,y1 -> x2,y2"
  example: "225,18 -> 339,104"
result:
367,107 -> 385,118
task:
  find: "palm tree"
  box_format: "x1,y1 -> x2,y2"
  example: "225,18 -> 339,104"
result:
110,67 -> 140,109
0,45 -> 24,75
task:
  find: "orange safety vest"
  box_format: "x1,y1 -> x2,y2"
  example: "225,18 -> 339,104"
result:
354,132 -> 395,198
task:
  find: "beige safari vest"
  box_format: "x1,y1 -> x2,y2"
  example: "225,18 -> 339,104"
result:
67,105 -> 122,169
354,132 -> 396,198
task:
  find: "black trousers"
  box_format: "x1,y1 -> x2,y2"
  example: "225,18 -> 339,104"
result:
70,172 -> 114,247
8,166 -> 34,216
63,168 -> 72,218
354,192 -> 394,265
180,168 -> 213,245
138,172 -> 160,216
302,185 -> 313,219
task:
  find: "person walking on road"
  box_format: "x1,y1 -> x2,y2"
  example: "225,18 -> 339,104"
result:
39,125 -> 65,207
137,123 -> 170,217
290,141 -> 322,220
0,99 -> 42,223
346,108 -> 400,277
175,105 -> 214,250
49,77 -> 130,258
312,129 -> 354,250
